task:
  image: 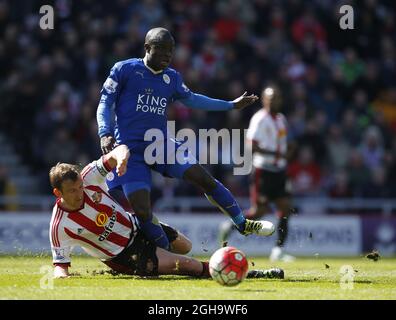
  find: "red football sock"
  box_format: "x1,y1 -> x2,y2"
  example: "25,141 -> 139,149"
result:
200,261 -> 211,278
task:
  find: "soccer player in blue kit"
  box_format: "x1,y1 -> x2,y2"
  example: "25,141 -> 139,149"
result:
97,28 -> 275,251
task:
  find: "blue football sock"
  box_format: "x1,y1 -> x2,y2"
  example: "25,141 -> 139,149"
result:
205,179 -> 246,231
139,215 -> 170,250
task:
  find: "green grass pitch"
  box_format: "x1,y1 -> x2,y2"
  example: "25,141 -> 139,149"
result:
0,255 -> 395,300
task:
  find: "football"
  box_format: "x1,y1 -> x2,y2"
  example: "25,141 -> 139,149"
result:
209,246 -> 249,286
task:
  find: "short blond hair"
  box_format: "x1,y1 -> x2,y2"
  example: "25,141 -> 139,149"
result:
49,163 -> 81,191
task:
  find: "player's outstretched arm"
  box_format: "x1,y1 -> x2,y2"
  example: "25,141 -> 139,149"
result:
103,144 -> 130,177
232,91 -> 259,110
179,91 -> 258,111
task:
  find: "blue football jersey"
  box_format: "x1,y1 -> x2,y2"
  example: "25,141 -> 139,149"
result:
97,58 -> 233,157
98,58 -> 191,148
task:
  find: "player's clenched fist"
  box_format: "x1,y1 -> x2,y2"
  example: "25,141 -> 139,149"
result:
114,145 -> 130,177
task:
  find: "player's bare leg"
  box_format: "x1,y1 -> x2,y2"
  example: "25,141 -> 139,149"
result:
109,187 -> 190,254
127,189 -> 171,250
270,196 -> 295,262
127,189 -> 152,221
183,164 -> 274,237
170,232 -> 192,255
156,247 -> 209,277
182,163 -> 216,192
156,248 -> 284,279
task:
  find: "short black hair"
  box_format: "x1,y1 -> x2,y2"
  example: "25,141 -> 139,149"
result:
144,27 -> 174,45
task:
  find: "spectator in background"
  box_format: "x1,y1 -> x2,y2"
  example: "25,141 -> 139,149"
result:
288,146 -> 322,196
341,109 -> 362,147
328,170 -> 353,199
339,48 -> 365,87
326,124 -> 350,170
359,126 -> 385,170
285,52 -> 307,82
213,2 -> 242,44
349,89 -> 373,132
291,7 -> 327,50
373,87 -> 396,132
346,149 -> 371,197
43,128 -> 78,166
316,86 -> 342,125
354,61 -> 382,101
362,166 -> 390,198
0,165 -> 17,211
297,117 -> 327,165
384,140 -> 396,197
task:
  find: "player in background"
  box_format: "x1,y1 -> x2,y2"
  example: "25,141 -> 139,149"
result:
96,27 -> 275,252
219,85 -> 296,262
49,144 -> 284,279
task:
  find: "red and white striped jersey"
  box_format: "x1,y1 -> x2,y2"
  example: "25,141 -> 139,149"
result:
246,109 -> 288,171
49,157 -> 139,264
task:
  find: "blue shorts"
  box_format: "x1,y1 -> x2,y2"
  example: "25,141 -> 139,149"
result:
106,138 -> 197,196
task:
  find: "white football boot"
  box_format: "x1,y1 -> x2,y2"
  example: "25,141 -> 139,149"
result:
240,219 -> 275,236
269,246 -> 296,262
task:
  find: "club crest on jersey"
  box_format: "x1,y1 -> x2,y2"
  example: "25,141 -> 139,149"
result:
95,212 -> 108,227
163,74 -> 170,84
106,171 -> 114,181
92,191 -> 102,203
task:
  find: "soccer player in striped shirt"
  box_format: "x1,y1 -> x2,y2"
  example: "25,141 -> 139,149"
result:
49,144 -> 284,279
50,144 -> 207,278
97,27 -> 274,252
220,86 -> 296,262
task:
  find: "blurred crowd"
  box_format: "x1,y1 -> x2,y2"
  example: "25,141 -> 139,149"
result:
1,0 -> 396,203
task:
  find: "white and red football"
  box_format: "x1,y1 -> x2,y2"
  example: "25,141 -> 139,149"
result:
209,246 -> 249,286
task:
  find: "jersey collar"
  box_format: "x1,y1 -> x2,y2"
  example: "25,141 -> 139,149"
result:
265,109 -> 278,120
143,56 -> 163,74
